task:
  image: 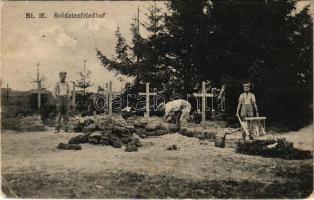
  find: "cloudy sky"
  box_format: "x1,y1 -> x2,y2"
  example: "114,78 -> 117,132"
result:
1,1 -> 166,92
1,1 -> 311,92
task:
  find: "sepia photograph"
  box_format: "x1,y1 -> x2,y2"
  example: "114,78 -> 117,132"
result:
1,0 -> 313,198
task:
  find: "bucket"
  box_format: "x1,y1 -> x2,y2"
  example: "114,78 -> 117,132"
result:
215,132 -> 226,148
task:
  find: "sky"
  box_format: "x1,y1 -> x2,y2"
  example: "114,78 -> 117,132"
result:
1,1 -> 312,92
1,1 -> 167,92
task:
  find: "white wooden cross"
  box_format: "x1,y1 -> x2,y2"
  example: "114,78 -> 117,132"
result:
138,83 -> 157,118
193,81 -> 214,124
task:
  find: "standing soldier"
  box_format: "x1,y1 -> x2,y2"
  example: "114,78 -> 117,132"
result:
53,71 -> 70,133
236,83 -> 259,139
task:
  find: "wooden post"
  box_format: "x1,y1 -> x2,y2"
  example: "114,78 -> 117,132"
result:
36,62 -> 42,114
138,82 -> 157,118
72,82 -> 76,113
37,78 -> 41,114
6,83 -> 9,105
145,83 -> 150,118
108,81 -> 112,115
193,81 -> 214,124
211,88 -> 215,115
105,82 -> 109,113
202,82 -> 206,123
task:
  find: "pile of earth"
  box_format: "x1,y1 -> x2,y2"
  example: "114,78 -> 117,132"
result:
1,115 -> 45,132
236,138 -> 313,160
68,115 -> 128,133
60,115 -> 185,151
133,117 -> 180,137
59,115 -> 140,152
133,117 -> 230,140
62,115 -> 239,152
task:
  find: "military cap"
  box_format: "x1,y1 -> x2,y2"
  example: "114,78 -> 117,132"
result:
59,71 -> 67,75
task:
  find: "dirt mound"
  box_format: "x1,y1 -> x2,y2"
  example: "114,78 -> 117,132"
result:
180,128 -> 217,140
236,138 -> 313,160
2,115 -> 46,132
69,115 -> 127,132
67,125 -> 140,151
1,117 -> 20,130
19,116 -> 46,132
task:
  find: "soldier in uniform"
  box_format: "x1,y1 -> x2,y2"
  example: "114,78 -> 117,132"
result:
236,83 -> 259,139
53,71 -> 70,133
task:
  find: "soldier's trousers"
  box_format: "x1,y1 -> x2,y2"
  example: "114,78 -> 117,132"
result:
240,104 -> 253,120
240,104 -> 254,138
180,103 -> 192,127
55,95 -> 69,131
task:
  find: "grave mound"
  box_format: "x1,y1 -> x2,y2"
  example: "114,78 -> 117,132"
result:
236,138 -> 313,160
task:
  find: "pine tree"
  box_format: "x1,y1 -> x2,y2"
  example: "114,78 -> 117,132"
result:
97,3 -> 173,95
76,60 -> 93,94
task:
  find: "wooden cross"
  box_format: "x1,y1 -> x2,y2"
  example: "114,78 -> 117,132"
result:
72,82 -> 76,113
103,81 -> 113,115
105,82 -> 109,113
138,83 -> 157,118
193,81 -> 214,124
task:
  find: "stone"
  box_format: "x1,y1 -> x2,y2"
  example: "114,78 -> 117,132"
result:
134,120 -> 147,129
83,124 -> 97,133
145,122 -> 162,131
111,136 -> 123,148
84,118 -> 95,126
126,125 -> 136,133
68,134 -> 89,144
204,132 -> 216,139
155,130 -> 168,136
132,135 -> 142,147
160,122 -> 180,132
135,129 -> 148,139
194,131 -> 205,139
87,131 -> 103,144
179,129 -> 194,137
98,132 -> 111,145
97,115 -> 127,130
167,145 -> 178,150
57,143 -> 81,150
125,142 -> 138,152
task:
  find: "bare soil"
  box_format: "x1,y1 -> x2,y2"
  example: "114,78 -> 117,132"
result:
1,126 -> 313,198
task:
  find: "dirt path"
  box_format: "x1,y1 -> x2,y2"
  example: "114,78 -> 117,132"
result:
1,129 -> 313,198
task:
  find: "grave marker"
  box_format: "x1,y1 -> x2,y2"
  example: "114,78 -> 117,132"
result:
138,83 -> 157,118
193,81 -> 214,124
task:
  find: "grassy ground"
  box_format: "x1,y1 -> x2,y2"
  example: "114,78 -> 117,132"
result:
1,127 -> 313,198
